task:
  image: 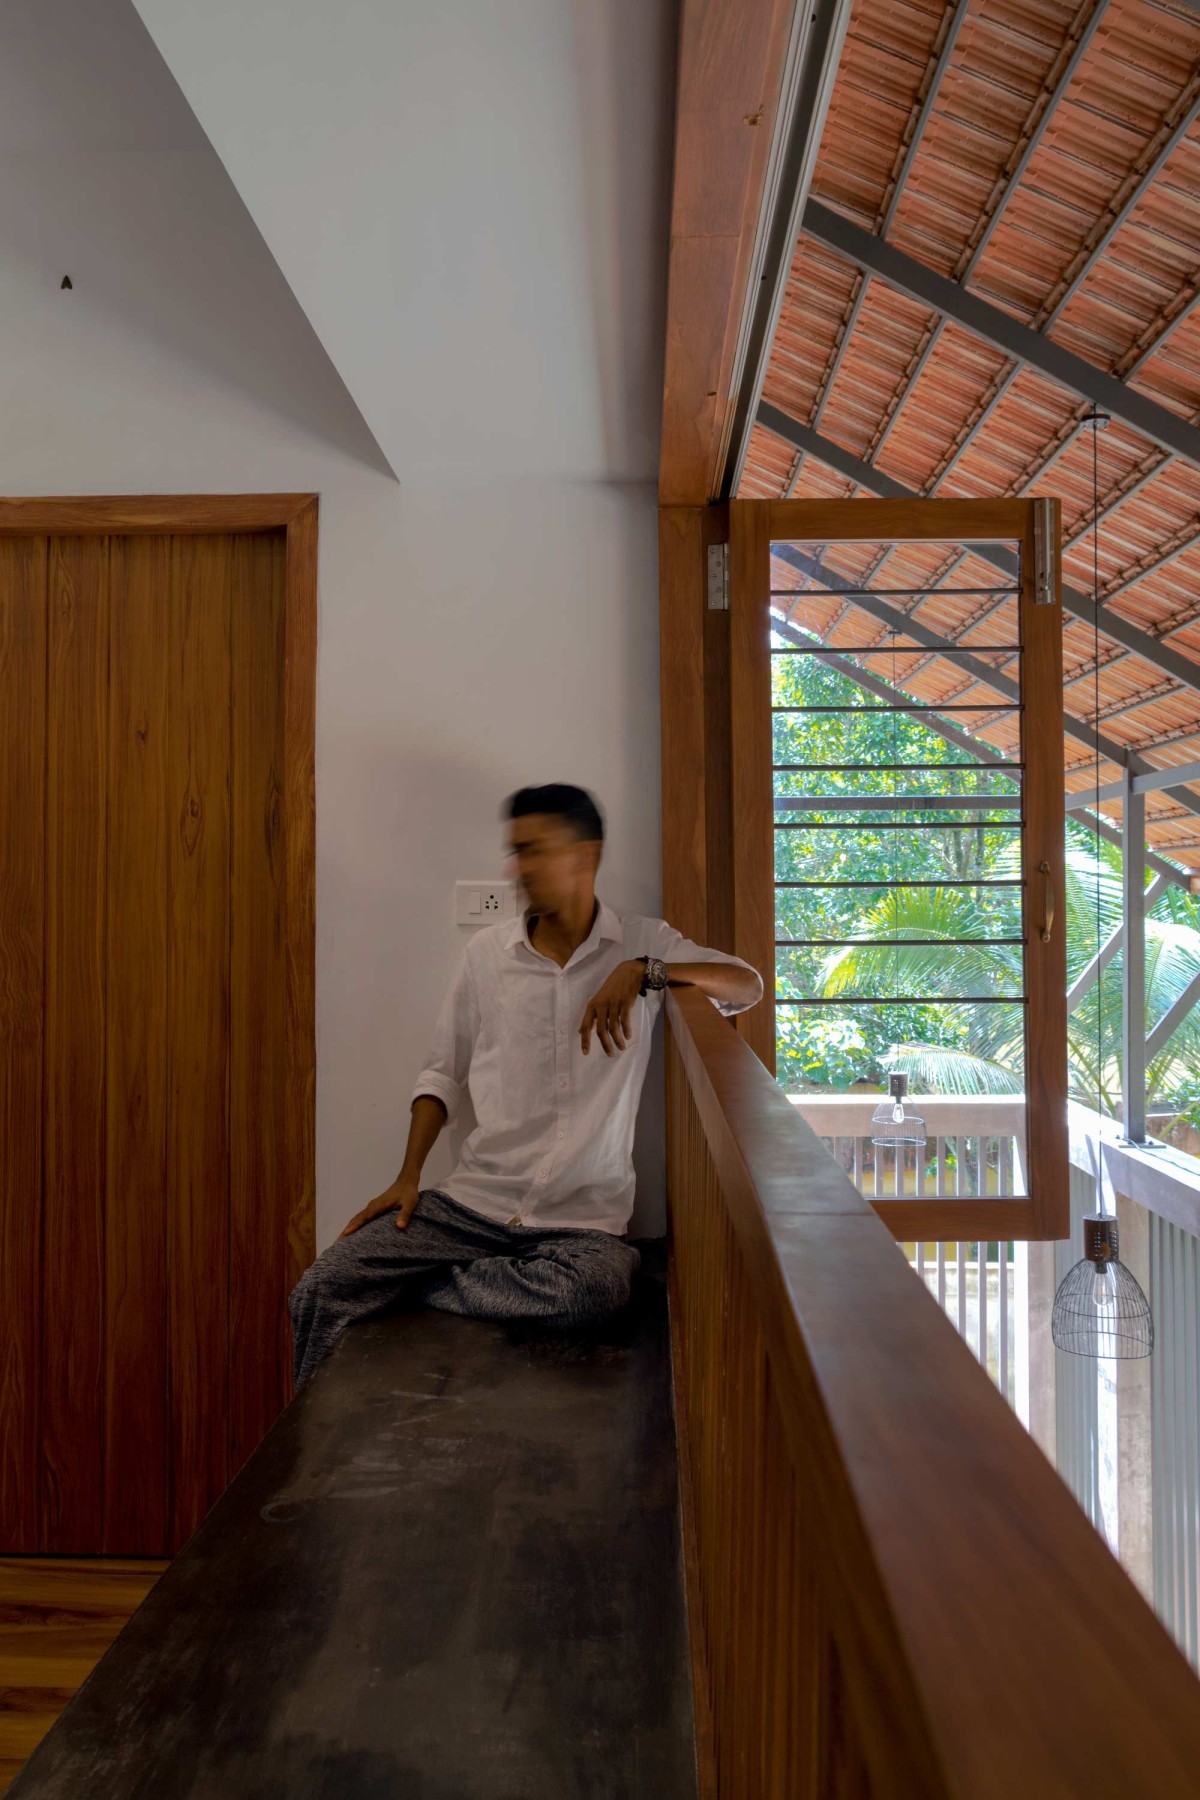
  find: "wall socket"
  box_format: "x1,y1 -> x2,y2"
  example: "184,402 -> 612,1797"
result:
455,880 -> 518,926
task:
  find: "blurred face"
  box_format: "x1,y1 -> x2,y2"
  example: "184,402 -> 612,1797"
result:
505,813 -> 600,914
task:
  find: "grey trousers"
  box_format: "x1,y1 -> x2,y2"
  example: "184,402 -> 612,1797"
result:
288,1188 -> 641,1387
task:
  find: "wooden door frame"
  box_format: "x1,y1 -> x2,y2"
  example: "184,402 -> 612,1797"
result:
0,493 -> 318,1278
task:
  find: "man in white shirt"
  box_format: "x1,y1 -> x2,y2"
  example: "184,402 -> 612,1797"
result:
289,784 -> 763,1386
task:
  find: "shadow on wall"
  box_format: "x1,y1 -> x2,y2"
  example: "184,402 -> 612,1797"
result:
0,0 -> 392,474
569,0 -> 676,479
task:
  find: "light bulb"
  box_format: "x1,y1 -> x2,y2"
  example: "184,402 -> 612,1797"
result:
892,1102 -> 904,1124
1092,1262 -> 1117,1310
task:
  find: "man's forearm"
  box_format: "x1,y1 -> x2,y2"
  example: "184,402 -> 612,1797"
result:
667,960 -> 762,1008
397,1094 -> 449,1185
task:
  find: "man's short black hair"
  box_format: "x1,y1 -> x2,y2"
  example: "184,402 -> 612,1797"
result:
505,784 -> 605,844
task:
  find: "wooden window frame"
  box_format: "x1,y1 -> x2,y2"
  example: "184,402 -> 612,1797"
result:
0,493 -> 318,1278
662,496 -> 1067,1242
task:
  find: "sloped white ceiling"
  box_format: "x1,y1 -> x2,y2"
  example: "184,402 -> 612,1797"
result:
0,0 -> 390,474
131,0 -> 676,484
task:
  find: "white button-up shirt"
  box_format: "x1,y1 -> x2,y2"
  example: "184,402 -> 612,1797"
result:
412,899 -> 763,1235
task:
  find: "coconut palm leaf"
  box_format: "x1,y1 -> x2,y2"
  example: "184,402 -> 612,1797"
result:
885,1043 -> 1023,1095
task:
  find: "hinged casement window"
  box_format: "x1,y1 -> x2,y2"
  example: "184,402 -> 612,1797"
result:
729,498 -> 1068,1241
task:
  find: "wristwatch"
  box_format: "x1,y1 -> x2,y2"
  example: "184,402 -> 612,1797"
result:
637,954 -> 669,996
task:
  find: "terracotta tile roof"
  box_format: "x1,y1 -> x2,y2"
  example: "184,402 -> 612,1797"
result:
743,0 -> 1200,872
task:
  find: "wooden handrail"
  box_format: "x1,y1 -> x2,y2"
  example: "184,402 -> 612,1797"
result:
666,986 -> 1200,1798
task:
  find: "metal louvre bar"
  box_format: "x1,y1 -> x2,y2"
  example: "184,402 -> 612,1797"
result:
776,936 -> 1026,947
776,995 -> 1026,1006
771,585 -> 1018,599
772,760 -> 1022,771
777,878 -> 1023,888
772,703 -> 1020,713
774,796 -> 1021,812
771,644 -> 1020,657
776,819 -> 1024,830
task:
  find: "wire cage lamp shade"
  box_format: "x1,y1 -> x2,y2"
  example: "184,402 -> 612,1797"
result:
870,1073 -> 927,1150
1050,1215 -> 1154,1359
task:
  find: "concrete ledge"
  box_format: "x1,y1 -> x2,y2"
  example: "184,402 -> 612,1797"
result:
11,1256 -> 696,1799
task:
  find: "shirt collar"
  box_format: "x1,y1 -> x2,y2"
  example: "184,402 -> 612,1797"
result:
503,897 -> 624,955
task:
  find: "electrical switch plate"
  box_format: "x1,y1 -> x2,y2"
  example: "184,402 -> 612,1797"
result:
455,880 -> 516,926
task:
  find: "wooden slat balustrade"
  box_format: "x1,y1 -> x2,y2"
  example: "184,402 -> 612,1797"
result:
665,985 -> 1200,1799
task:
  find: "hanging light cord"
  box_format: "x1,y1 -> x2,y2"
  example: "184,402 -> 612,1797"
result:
1091,407 -> 1105,1210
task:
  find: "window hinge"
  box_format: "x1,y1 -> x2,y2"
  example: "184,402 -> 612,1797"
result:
1033,496 -> 1056,606
707,542 -> 729,611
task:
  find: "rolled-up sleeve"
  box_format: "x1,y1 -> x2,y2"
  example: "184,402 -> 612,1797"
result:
650,922 -> 765,1017
411,952 -> 480,1119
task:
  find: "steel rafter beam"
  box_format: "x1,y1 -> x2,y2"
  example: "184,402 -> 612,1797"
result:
1146,965 -> 1200,1061
758,405 -> 1200,745
861,0 -> 1112,477
879,0 -> 972,238
1067,875 -> 1169,1013
956,0 -> 1112,282
1123,774 -> 1148,1141
801,199 -> 1200,474
723,0 -> 855,496
1133,759 -> 1200,796
930,90 -> 1200,494
1067,807 -> 1188,887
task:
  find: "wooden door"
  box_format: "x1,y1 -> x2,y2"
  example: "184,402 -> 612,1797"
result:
0,499 -> 316,1556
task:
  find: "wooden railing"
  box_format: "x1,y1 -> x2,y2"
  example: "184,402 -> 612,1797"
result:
665,986 -> 1200,1799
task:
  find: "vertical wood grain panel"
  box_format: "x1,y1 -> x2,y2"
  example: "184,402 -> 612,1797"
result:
282,501 -> 318,1291
1021,500 -> 1068,1238
659,507 -> 710,943
103,536 -> 169,1554
229,532 -> 288,1473
729,501 -> 775,1070
167,534 -> 232,1547
703,598 -> 734,956
42,537 -> 109,1549
0,536 -> 48,1550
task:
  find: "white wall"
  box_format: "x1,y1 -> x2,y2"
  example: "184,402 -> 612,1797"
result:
0,0 -> 672,1251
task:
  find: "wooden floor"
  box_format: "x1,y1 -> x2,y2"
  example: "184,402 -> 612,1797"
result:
0,1559 -> 167,1794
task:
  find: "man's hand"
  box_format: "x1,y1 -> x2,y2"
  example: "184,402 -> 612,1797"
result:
580,959 -> 644,1056
338,1176 -> 422,1238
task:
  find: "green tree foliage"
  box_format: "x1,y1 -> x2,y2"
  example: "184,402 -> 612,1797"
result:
773,639 -> 1200,1117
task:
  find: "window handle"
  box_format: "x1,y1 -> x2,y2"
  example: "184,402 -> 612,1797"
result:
1038,861 -> 1054,943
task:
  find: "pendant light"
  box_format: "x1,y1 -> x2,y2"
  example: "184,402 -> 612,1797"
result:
1050,409 -> 1153,1360
870,1071 -> 927,1149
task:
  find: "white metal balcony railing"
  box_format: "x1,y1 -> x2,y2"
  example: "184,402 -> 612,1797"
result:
788,1087 -> 1200,1672
791,1093 -> 1025,1405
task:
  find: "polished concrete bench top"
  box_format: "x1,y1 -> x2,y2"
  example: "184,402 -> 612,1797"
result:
12,1259 -> 697,1799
